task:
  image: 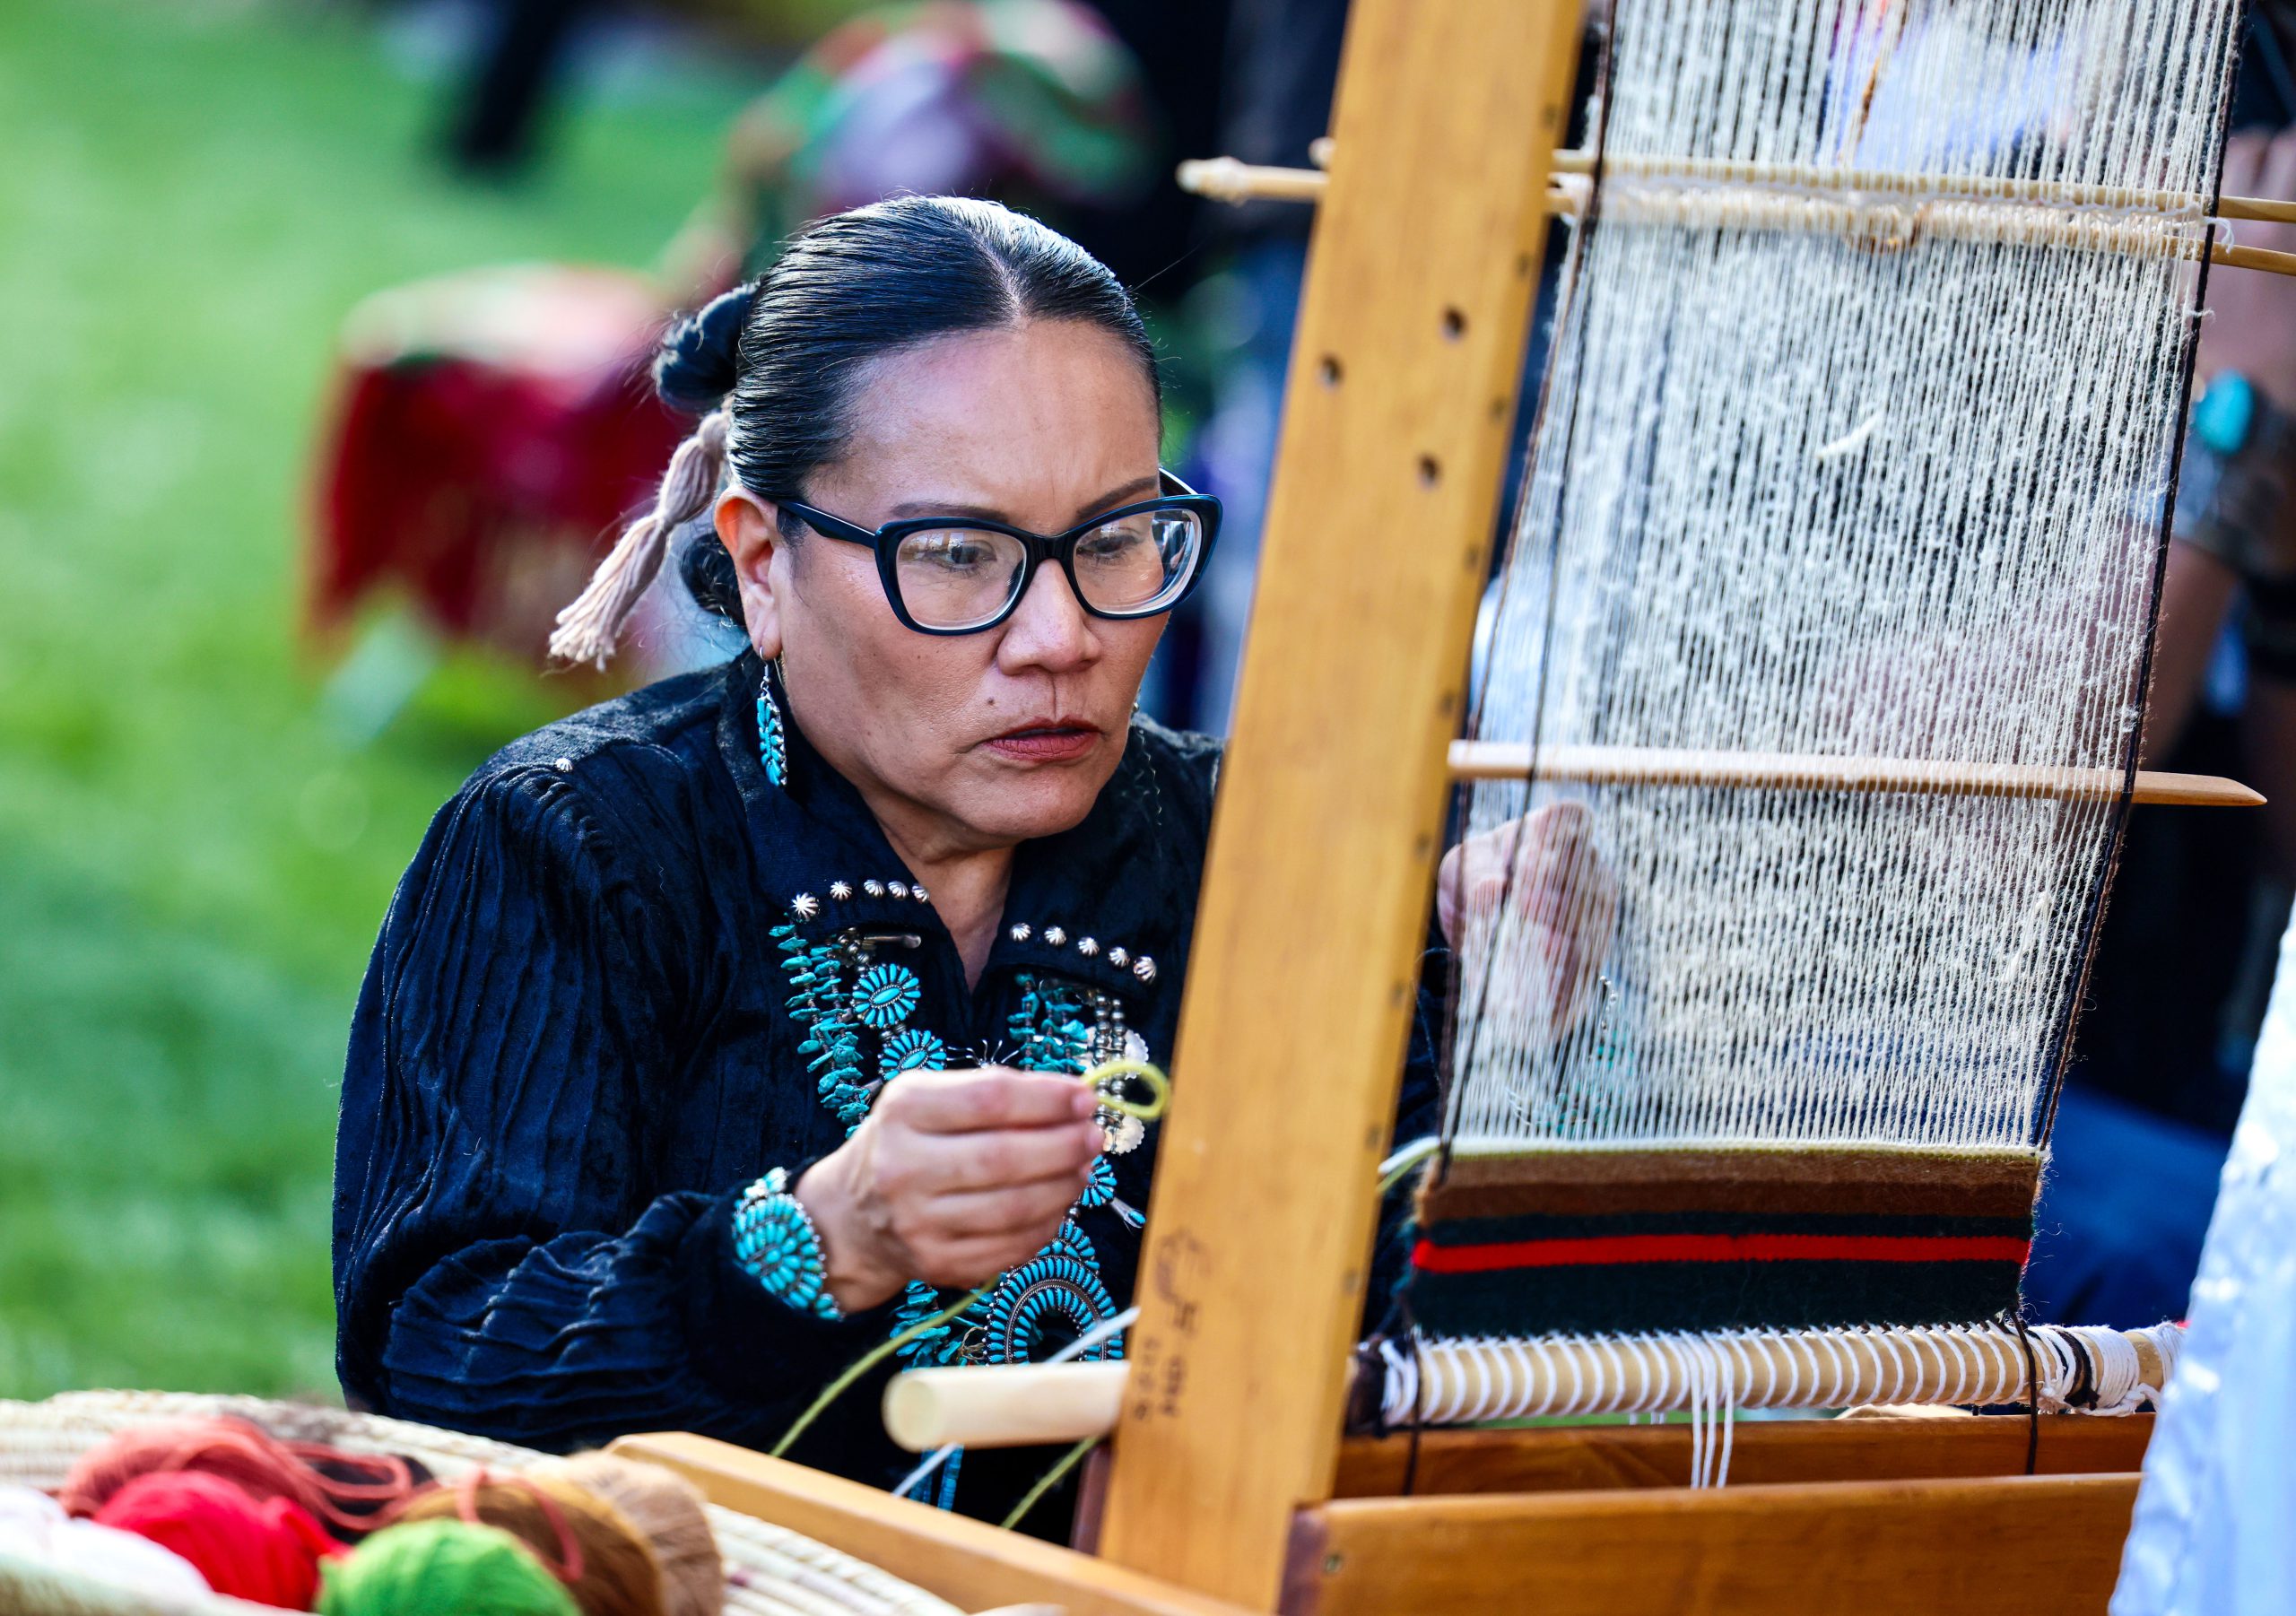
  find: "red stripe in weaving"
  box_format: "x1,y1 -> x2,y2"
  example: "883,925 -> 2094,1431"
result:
1412,1232 -> 2032,1275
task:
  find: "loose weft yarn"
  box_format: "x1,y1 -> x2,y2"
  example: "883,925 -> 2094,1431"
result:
1450,0 -> 2243,1153
322,1517 -> 584,1616
91,1468 -> 343,1609
535,1454 -> 722,1616
395,1469 -> 668,1616
58,1415 -> 419,1538
549,409 -> 729,669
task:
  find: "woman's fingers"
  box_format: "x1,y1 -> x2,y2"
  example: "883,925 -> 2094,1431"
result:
1438,801 -> 1620,1032
926,1170 -> 1098,1240
889,1065 -> 1096,1133
911,1118 -> 1104,1195
914,1232 -> 1069,1290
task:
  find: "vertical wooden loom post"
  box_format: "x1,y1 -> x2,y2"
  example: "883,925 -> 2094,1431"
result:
1094,4 -> 1585,1607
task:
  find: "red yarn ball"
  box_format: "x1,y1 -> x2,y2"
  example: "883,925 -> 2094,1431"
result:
60,1416 -> 417,1536
95,1470 -> 344,1609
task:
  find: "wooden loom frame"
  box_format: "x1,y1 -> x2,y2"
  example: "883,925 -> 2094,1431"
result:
615,2 -> 2223,1610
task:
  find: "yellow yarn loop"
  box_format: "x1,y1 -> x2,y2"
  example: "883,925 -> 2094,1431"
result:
1080,1059 -> 1169,1120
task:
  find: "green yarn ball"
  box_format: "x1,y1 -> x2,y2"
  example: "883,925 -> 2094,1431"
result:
318,1518 -> 581,1616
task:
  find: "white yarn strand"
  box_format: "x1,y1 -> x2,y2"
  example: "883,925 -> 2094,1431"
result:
1450,0 -> 2239,1156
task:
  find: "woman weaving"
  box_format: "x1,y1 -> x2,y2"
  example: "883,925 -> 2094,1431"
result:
333,196 -> 1604,1527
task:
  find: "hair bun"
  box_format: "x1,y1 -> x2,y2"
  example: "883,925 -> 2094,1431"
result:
655,282 -> 756,415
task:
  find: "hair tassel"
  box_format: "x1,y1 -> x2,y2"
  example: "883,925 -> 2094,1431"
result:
550,410 -> 730,669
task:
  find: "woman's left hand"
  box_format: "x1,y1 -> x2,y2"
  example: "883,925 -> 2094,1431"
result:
1436,800 -> 1619,1036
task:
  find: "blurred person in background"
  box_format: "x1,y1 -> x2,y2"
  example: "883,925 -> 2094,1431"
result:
2031,18 -> 2296,1326
309,0 -> 1159,718
444,0 -> 598,176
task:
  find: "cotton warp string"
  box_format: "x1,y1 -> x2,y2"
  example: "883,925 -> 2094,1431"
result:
93,1469 -> 344,1608
394,1469 -> 666,1616
321,1518 -> 581,1616
59,1415 -> 420,1538
1450,0 -> 2242,1154
535,1455 -> 722,1616
549,408 -> 729,669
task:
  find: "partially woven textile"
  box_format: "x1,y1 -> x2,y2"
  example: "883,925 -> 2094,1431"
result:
1426,0 -> 2241,1345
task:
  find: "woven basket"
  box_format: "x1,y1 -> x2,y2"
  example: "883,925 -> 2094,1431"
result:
0,1393 -> 961,1616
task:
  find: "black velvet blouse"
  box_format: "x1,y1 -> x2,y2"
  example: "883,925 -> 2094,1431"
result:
334,649 -> 1439,1526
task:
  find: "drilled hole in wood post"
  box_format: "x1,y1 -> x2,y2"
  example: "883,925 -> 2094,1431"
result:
1441,307 -> 1466,341
1318,353 -> 1344,388
1418,455 -> 1441,488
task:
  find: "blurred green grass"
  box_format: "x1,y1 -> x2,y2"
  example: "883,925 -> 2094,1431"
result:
0,0 -> 750,1398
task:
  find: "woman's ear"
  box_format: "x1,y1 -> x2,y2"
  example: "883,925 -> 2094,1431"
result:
716,487 -> 787,659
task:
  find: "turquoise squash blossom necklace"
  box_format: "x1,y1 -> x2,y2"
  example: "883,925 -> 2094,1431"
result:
757,694 -> 1148,1379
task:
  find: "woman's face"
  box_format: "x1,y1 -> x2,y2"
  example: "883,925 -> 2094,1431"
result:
718,319 -> 1166,858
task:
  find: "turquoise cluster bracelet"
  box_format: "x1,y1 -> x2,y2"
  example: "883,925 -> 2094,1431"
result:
732,1167 -> 841,1321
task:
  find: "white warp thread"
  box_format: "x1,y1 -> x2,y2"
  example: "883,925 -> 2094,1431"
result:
1378,1321 -> 2184,1430
1451,0 -> 2240,1152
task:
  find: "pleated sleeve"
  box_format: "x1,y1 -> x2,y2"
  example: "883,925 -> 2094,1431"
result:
332,762 -> 893,1454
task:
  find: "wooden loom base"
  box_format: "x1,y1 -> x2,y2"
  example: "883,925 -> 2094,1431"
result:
618,1415 -> 2149,1616
1290,1414 -> 2152,1614
1283,1472 -> 2142,1616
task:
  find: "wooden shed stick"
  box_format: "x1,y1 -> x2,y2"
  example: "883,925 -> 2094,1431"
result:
1445,743 -> 2264,807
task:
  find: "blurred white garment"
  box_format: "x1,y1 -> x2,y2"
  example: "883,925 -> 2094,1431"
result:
2114,899 -> 2296,1613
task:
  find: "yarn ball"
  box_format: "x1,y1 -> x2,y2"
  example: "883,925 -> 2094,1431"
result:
396,1472 -> 665,1616
95,1468 -> 343,1608
60,1415 -> 419,1536
319,1518 -> 581,1616
0,1483 -> 214,1600
536,1455 -> 722,1616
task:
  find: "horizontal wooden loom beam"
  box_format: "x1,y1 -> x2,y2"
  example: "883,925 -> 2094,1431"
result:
881,1323 -> 2176,1451
1177,154 -> 2296,277
1443,743 -> 2265,806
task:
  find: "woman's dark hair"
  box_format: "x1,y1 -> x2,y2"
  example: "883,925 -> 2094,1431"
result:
549,195 -> 1158,664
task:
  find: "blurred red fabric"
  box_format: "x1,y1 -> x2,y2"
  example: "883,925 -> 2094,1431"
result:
309,265 -> 687,664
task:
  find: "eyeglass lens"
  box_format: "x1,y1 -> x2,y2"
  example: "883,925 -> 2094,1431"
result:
891,506 -> 1204,630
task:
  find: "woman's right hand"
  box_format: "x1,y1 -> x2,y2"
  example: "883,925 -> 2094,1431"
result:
794,1066 -> 1104,1314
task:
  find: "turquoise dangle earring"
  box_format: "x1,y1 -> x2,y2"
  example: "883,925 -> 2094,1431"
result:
756,660 -> 788,787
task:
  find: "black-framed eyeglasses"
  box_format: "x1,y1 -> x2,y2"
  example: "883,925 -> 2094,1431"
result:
771,471 -> 1222,636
